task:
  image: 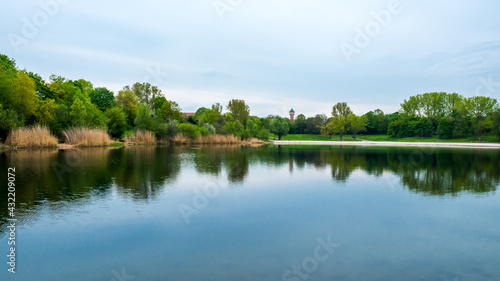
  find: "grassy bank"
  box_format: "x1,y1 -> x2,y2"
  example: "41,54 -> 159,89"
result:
278,134 -> 500,143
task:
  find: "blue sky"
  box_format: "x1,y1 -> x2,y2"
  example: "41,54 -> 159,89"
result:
1,0 -> 499,117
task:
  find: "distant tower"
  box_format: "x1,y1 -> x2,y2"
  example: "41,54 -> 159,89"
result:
289,108 -> 295,122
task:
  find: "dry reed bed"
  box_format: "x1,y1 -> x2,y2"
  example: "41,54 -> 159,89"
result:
173,134 -> 242,144
63,128 -> 111,147
125,130 -> 156,144
6,126 -> 58,148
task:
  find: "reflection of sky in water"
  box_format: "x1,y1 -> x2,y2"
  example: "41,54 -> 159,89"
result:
0,146 -> 499,281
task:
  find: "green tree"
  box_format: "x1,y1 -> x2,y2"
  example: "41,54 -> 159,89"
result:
293,114 -> 307,134
211,103 -> 223,115
492,109 -> 500,140
69,97 -> 88,127
90,87 -> 115,111
153,96 -> 167,110
348,114 -> 367,139
129,82 -> 162,108
160,100 -> 183,122
331,103 -> 352,139
227,99 -> 250,125
462,96 -> 498,119
270,116 -> 290,140
437,116 -> 453,139
27,72 -> 57,100
0,104 -> 23,140
12,71 -> 38,119
117,88 -> 138,126
331,115 -> 348,140
105,107 -> 127,139
332,102 -> 353,119
135,103 -> 155,131
320,120 -> 335,140
246,119 -> 259,137
414,117 -> 434,137
36,99 -> 59,125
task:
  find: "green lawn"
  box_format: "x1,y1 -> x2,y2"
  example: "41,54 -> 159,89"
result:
274,134 -> 500,143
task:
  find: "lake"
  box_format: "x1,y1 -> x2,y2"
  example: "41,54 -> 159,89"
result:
1,145 -> 500,281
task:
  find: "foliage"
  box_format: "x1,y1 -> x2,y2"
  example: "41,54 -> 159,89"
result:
129,82 -> 162,108
437,116 -> 453,139
105,107 -> 128,139
347,114 -> 367,139
332,102 -> 353,118
90,87 -> 115,111
117,88 -> 138,126
179,123 -> 201,139
160,100 -> 183,122
227,99 -> 250,125
135,103 -> 155,131
270,116 -> 290,140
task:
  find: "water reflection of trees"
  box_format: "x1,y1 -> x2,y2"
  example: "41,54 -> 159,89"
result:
261,145 -> 500,196
1,145 -> 499,232
191,145 -> 250,183
0,147 -> 182,232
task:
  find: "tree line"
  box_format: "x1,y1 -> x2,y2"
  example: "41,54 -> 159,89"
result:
281,92 -> 500,141
0,54 -> 271,142
1,53 -> 499,142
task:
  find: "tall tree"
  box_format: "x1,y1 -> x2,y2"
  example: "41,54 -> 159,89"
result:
332,102 -> 353,119
130,82 -> 162,108
331,102 -> 352,139
227,99 -> 250,125
12,71 -> 38,120
117,88 -> 138,126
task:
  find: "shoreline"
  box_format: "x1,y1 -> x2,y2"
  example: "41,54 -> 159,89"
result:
272,140 -> 500,149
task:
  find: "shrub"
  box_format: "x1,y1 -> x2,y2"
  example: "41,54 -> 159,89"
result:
179,123 -> 201,139
6,125 -> 58,148
63,127 -> 111,147
203,123 -> 216,134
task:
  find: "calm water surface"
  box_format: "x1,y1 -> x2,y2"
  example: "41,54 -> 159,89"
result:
0,145 -> 499,281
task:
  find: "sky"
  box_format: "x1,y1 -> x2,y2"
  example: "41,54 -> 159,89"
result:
1,0 -> 499,117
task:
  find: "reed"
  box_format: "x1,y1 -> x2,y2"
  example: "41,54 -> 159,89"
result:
124,130 -> 156,143
173,133 -> 189,144
5,125 -> 58,148
63,127 -> 111,147
191,134 -> 242,144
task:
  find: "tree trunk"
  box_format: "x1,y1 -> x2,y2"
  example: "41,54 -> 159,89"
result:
278,135 -> 282,140
339,133 -> 342,141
